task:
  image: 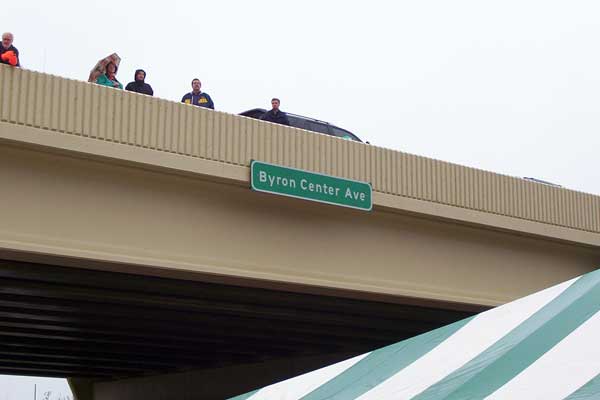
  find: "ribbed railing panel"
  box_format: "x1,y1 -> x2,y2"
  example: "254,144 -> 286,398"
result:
1,66 -> 599,233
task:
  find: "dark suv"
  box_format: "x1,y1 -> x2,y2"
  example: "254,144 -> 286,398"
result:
239,108 -> 364,143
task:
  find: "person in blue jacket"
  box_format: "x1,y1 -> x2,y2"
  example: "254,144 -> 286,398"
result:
181,78 -> 214,109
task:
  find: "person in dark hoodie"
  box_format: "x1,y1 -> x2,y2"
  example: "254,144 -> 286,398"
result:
125,69 -> 154,96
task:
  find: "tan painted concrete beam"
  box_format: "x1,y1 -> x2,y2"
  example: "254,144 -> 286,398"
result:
1,139 -> 598,307
2,122 -> 599,249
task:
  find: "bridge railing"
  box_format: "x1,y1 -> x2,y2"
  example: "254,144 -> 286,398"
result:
1,65 -> 599,234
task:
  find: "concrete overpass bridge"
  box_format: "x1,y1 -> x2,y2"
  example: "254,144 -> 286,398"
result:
1,65 -> 599,399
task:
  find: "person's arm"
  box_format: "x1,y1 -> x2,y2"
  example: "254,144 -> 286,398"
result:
125,82 -> 134,92
181,94 -> 189,103
1,50 -> 18,66
207,94 -> 214,110
147,85 -> 154,96
281,113 -> 290,126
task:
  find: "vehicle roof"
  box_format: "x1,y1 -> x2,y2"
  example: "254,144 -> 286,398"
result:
241,108 -> 331,124
239,108 -> 360,137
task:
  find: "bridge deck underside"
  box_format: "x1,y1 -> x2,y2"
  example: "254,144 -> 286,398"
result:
0,259 -> 477,380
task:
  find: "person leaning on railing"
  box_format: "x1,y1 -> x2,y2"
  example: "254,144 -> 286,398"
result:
96,62 -> 123,89
260,98 -> 290,126
125,69 -> 153,96
181,78 -> 214,109
0,32 -> 20,67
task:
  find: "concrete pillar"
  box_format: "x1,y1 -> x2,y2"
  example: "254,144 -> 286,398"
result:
68,378 -> 94,400
93,352 -> 357,400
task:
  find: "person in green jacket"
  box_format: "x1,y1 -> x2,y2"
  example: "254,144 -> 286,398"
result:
95,62 -> 123,89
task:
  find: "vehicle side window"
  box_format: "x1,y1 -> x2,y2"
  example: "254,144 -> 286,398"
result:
330,126 -> 361,142
287,116 -> 305,130
305,120 -> 330,135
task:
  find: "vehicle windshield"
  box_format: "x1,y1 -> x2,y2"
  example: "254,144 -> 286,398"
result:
330,126 -> 361,142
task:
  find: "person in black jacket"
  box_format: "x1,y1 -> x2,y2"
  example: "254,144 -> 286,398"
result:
0,32 -> 20,67
125,69 -> 154,96
260,98 -> 290,126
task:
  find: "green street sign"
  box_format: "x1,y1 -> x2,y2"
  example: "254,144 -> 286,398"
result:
250,160 -> 372,211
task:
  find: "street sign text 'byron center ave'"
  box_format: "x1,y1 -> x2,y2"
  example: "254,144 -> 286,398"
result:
251,161 -> 372,211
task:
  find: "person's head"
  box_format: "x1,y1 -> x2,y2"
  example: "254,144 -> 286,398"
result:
106,62 -> 118,76
2,32 -> 14,48
135,69 -> 146,82
191,78 -> 201,93
271,98 -> 281,111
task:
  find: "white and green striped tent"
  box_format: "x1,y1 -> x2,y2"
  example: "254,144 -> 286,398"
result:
230,269 -> 600,399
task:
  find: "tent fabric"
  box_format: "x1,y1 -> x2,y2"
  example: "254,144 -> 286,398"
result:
229,269 -> 600,400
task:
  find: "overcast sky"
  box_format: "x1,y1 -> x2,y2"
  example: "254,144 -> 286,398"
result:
1,0 -> 599,394
0,375 -> 71,399
2,0 -> 600,194
3,1 -> 600,195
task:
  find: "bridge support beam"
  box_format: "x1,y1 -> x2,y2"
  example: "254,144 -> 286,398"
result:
1,143 -> 599,308
68,378 -> 94,400
90,353 -> 356,400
